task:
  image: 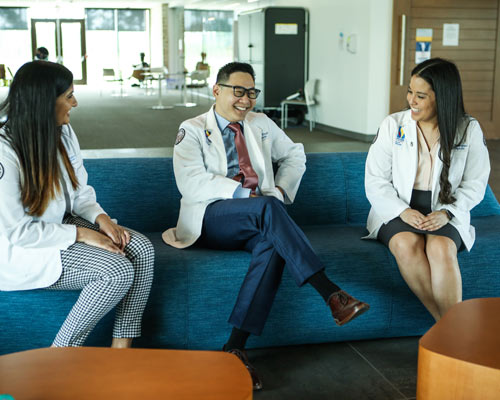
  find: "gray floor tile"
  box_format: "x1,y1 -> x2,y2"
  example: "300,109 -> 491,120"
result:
249,342 -> 407,400
348,336 -> 420,399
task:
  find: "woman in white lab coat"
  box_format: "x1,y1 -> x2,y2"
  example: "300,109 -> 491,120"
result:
0,61 -> 154,347
365,58 -> 490,321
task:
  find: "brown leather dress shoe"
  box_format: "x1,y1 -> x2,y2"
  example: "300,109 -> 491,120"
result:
328,290 -> 370,326
224,346 -> 263,391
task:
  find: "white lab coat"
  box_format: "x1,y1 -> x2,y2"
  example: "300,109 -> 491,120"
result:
365,110 -> 490,251
162,105 -> 306,249
0,124 -> 106,291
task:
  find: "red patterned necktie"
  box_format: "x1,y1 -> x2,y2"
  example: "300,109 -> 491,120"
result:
227,123 -> 259,192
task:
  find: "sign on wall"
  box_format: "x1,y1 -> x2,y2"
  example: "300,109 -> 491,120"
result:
415,28 -> 433,64
443,23 -> 459,46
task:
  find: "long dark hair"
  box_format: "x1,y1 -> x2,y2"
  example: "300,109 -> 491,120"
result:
0,61 -> 78,216
411,58 -> 467,205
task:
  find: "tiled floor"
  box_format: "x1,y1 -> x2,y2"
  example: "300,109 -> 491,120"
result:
251,337 -> 419,400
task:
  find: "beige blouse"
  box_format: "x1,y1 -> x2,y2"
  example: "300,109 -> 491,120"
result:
413,125 -> 439,191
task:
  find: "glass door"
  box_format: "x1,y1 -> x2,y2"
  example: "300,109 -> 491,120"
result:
31,19 -> 87,84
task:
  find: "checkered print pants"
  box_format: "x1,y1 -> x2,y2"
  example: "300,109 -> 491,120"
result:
46,216 -> 154,347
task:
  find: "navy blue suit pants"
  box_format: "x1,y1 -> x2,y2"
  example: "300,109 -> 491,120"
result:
197,196 -> 324,335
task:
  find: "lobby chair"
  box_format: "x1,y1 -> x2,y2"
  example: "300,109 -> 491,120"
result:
101,68 -> 126,97
281,79 -> 317,132
186,69 -> 211,103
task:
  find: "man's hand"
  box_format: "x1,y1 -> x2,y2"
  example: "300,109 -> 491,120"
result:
96,214 -> 130,250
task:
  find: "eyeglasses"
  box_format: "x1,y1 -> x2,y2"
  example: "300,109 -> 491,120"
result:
218,84 -> 261,99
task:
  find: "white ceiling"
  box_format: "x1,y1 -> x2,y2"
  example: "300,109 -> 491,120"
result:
3,0 -> 271,11
167,0 -> 266,10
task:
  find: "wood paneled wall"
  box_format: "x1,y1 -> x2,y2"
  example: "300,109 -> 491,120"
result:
408,0 -> 498,124
391,0 -> 500,138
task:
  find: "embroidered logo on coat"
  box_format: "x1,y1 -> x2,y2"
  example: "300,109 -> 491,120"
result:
205,129 -> 212,145
0,162 -> 4,180
395,126 -> 405,146
175,128 -> 186,145
261,131 -> 269,140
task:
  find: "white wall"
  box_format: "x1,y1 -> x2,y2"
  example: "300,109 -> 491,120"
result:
236,0 -> 393,136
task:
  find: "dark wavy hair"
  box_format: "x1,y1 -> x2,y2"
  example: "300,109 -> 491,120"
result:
0,61 -> 78,216
216,62 -> 255,83
411,58 -> 467,205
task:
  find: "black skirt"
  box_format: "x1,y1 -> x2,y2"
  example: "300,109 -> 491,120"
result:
377,189 -> 463,251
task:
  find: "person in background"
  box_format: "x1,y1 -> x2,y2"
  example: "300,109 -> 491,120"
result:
131,52 -> 150,87
195,52 -> 210,75
0,61 -> 155,348
163,61 -> 370,390
35,46 -> 49,61
365,58 -> 490,321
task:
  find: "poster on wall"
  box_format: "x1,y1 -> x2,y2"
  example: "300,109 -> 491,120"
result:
415,28 -> 433,64
443,23 -> 459,46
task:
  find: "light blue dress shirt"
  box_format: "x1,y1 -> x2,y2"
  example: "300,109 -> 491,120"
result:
213,109 -> 251,198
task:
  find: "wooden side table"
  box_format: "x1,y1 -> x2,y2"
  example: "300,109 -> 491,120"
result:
417,298 -> 500,400
0,347 -> 252,400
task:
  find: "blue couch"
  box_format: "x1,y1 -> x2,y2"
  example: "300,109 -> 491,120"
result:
2,152 -> 500,355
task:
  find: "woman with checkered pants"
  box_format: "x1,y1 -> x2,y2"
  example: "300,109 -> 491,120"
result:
0,61 -> 154,348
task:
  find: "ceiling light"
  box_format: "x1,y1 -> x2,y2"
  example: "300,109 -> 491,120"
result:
222,3 -> 240,9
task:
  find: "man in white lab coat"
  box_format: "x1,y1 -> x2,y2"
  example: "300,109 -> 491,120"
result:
163,62 -> 369,390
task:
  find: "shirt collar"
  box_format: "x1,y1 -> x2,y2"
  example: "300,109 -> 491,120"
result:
213,108 -> 243,134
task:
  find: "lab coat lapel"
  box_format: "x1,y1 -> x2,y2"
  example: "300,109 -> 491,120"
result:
431,142 -> 443,207
401,116 -> 419,202
242,119 -> 266,184
205,106 -> 228,174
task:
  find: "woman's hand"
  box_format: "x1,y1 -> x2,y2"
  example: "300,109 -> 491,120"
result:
76,227 -> 125,255
419,210 -> 450,231
400,208 -> 426,229
95,214 -> 130,250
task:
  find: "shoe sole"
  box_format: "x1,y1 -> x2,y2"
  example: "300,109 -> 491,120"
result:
335,303 -> 370,326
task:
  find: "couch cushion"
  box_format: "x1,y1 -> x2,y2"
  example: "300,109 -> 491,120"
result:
142,225 -> 420,350
85,158 -> 181,233
287,154 -> 347,225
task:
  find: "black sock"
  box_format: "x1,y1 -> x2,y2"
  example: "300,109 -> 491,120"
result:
308,270 -> 341,303
225,327 -> 250,350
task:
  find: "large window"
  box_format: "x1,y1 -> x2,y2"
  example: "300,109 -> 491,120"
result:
85,8 -> 150,84
0,8 -> 31,74
184,10 -> 233,84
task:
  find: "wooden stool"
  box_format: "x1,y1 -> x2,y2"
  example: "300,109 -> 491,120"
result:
0,347 -> 252,400
417,298 -> 500,400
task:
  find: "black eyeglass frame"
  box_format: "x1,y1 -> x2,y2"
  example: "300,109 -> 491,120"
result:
217,83 -> 261,99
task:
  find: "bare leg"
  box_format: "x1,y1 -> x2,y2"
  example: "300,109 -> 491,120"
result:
389,232 -> 441,321
111,338 -> 133,348
425,235 -> 462,317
